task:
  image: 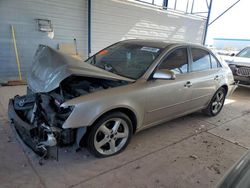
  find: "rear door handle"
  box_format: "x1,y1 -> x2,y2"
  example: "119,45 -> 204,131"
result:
214,75 -> 219,80
184,81 -> 192,88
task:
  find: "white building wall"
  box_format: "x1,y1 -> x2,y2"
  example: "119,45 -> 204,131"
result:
0,0 -> 88,81
0,0 -> 206,81
91,0 -> 206,54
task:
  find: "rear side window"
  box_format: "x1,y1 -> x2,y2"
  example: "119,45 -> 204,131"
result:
159,48 -> 188,74
210,54 -> 221,68
191,48 -> 211,72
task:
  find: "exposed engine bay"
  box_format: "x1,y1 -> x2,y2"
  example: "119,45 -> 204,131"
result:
10,76 -> 128,158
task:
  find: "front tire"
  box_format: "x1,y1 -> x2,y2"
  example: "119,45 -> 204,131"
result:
203,87 -> 226,117
86,112 -> 133,158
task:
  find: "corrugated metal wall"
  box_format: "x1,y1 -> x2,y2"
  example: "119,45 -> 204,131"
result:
0,0 -> 87,82
91,0 -> 206,54
0,0 -> 206,82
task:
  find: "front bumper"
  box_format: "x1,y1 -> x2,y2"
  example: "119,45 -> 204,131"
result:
233,75 -> 250,85
8,99 -> 45,156
229,65 -> 250,85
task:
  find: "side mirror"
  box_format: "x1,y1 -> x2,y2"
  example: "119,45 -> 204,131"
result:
153,69 -> 176,80
230,53 -> 235,56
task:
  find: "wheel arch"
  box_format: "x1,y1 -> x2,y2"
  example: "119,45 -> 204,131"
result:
221,84 -> 228,95
89,107 -> 138,134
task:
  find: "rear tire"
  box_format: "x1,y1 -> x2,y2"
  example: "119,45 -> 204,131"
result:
203,87 -> 226,117
86,112 -> 133,158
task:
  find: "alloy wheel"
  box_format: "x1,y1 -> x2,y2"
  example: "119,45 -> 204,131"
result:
211,90 -> 225,114
94,118 -> 129,155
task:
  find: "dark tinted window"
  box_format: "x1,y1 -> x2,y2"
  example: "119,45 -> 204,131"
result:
191,48 -> 210,71
210,54 -> 221,68
159,48 -> 188,74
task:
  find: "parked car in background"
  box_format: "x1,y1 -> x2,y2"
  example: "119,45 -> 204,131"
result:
8,40 -> 237,158
217,151 -> 250,188
223,46 -> 250,85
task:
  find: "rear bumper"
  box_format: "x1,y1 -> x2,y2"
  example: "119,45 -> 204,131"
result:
8,99 -> 44,156
227,81 -> 238,97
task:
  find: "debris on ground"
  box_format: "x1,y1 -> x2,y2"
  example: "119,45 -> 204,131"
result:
1,80 -> 27,86
195,125 -> 207,134
155,179 -> 160,184
226,128 -> 230,131
213,166 -> 221,174
200,125 -> 206,129
7,136 -> 12,143
135,165 -> 141,170
189,155 -> 198,160
83,154 -> 89,159
203,140 -> 208,144
208,164 -> 221,174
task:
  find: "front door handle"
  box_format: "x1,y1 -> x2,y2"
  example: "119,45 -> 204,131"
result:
184,81 -> 192,88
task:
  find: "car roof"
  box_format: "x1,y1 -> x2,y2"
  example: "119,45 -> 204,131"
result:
120,39 -> 205,50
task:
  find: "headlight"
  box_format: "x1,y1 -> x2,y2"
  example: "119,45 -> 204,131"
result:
228,64 -> 237,74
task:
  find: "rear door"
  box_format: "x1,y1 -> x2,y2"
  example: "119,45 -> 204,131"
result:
187,47 -> 222,109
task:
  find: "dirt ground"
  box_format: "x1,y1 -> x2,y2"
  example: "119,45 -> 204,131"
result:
0,85 -> 249,188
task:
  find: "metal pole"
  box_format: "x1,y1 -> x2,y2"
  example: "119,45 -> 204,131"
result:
186,0 -> 189,13
163,0 -> 168,9
203,0 -> 213,45
11,25 -> 22,80
209,0 -> 241,26
174,0 -> 177,10
205,0 -> 209,8
191,0 -> 194,14
88,0 -> 91,57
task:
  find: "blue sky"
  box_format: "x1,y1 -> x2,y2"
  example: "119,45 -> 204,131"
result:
207,0 -> 250,44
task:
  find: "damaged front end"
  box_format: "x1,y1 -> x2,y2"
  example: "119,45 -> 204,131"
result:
8,45 -> 132,158
8,88 -> 75,157
9,76 -> 128,158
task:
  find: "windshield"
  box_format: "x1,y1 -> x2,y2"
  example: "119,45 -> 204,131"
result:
85,42 -> 163,79
237,47 -> 250,58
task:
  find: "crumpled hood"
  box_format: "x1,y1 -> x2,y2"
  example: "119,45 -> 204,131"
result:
27,45 -> 134,93
223,55 -> 250,67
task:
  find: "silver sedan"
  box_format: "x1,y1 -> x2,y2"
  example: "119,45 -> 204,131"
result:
9,40 -> 237,158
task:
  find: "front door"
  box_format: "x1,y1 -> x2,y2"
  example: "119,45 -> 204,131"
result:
144,47 -> 194,127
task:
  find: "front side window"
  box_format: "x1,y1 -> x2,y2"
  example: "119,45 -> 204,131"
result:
159,48 -> 188,74
85,43 -> 163,79
191,48 -> 210,71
